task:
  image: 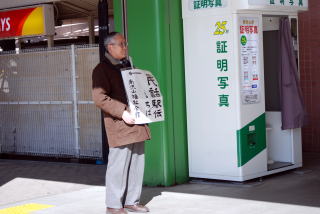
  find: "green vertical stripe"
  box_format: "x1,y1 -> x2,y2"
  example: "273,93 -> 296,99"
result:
113,0 -> 188,186
113,0 -> 122,32
168,0 -> 189,184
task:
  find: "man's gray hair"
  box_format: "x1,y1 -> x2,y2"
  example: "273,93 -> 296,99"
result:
104,32 -> 122,46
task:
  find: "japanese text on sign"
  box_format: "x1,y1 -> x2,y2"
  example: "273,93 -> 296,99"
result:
248,0 -> 305,7
214,20 -> 231,107
122,69 -> 165,124
239,17 -> 261,105
189,0 -> 227,10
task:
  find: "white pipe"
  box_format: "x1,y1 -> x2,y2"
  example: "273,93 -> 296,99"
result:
71,44 -> 80,157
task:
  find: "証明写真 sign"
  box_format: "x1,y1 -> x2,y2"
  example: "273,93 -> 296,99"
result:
189,0 -> 228,10
248,0 -> 307,8
239,17 -> 261,105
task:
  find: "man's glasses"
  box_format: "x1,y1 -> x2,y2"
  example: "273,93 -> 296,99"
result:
109,42 -> 128,48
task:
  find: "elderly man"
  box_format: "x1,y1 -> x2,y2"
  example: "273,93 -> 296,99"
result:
92,32 -> 151,214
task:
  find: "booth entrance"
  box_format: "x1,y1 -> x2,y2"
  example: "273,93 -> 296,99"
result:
182,0 -> 307,181
263,15 -> 301,172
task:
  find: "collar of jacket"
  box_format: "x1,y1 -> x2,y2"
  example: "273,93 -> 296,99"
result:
105,52 -> 121,65
103,53 -> 132,71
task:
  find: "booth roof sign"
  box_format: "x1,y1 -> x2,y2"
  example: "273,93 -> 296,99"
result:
190,0 -> 228,10
248,0 -> 306,7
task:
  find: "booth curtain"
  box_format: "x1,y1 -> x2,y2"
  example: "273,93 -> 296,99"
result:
279,17 -> 307,130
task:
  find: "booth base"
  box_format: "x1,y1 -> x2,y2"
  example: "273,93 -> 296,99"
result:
190,163 -> 302,182
267,161 -> 293,171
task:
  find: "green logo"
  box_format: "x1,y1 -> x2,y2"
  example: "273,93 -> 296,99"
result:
240,35 -> 247,46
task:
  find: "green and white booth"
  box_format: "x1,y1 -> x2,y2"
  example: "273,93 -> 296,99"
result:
182,0 -> 308,181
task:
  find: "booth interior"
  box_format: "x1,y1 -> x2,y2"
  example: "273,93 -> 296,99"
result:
263,15 -> 301,171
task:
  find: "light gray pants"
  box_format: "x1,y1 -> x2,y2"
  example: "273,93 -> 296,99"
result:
105,142 -> 145,208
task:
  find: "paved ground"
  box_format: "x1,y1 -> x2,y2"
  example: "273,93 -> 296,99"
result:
0,153 -> 320,214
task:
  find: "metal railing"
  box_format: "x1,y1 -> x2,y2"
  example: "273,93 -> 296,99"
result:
0,45 -> 102,159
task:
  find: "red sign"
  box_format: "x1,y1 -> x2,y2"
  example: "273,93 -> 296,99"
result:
0,7 -> 45,39
240,26 -> 258,34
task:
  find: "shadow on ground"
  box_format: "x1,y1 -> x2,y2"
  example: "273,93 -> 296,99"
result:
0,158 -> 107,186
141,152 -> 320,208
0,152 -> 319,208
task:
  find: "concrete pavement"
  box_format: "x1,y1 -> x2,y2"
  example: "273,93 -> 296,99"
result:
0,153 -> 320,214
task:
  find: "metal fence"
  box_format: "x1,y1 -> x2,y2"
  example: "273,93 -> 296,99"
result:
0,45 -> 102,159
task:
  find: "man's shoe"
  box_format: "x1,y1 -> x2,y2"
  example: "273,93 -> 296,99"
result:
124,204 -> 149,213
106,208 -> 128,214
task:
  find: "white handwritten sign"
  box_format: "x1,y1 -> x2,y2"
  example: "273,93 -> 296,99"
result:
122,69 -> 165,124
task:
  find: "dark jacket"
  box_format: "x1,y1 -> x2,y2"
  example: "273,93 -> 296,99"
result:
92,57 -> 151,147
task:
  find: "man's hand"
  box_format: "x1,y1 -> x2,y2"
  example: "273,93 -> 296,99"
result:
122,110 -> 135,124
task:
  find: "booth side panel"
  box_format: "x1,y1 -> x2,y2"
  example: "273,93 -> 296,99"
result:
292,128 -> 302,165
234,13 -> 267,176
183,14 -> 240,179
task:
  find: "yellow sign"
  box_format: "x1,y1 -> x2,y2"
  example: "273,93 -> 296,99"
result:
214,21 -> 228,35
22,7 -> 45,36
0,203 -> 54,214
0,5 -> 54,39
